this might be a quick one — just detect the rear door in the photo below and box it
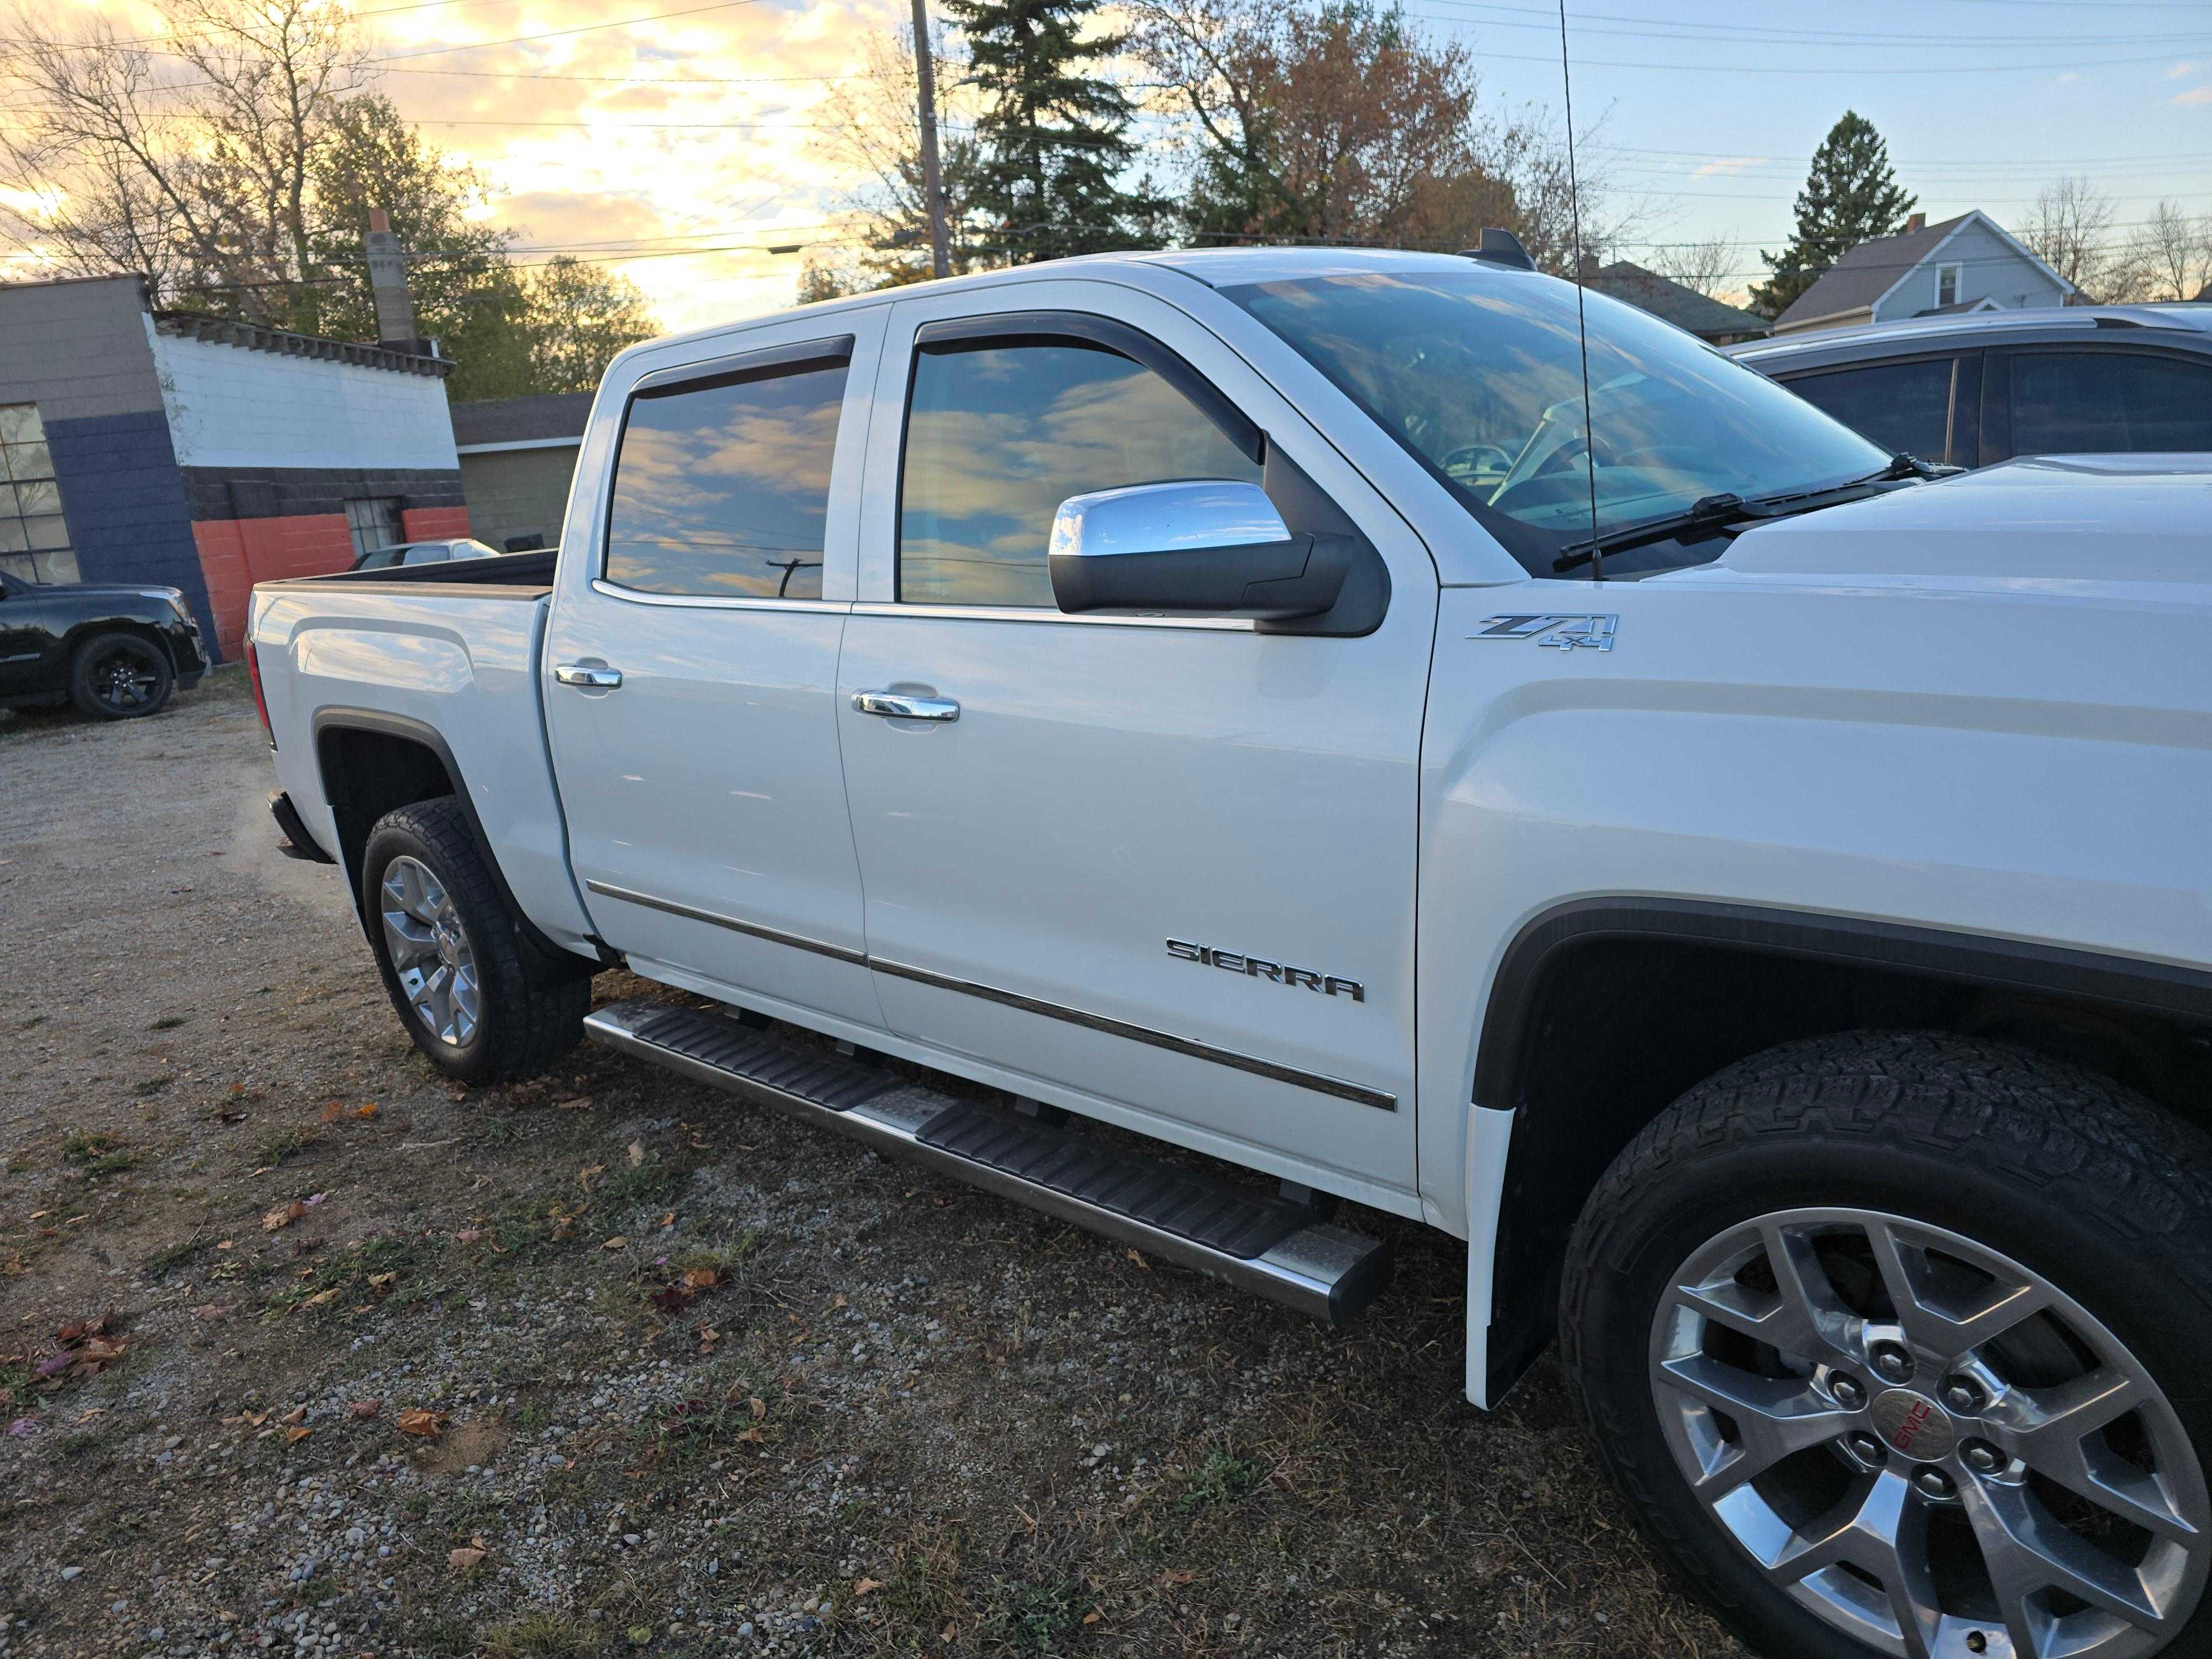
[832,279,1436,1204]
[544,311,888,1027]
[1984,346,2212,462]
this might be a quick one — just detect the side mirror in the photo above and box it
[1047,479,1360,622]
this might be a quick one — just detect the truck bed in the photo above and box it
[260,548,558,593]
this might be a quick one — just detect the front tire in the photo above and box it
[69,632,173,719]
[1561,1032,2212,1659]
[361,797,591,1083]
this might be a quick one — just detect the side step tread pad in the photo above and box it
[630,1005,890,1113]
[915,1100,1308,1260]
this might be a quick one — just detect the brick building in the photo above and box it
[0,273,468,660]
[450,390,591,553]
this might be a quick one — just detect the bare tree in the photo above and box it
[2015,176,2124,301]
[1651,232,1739,300]
[2125,199,2212,303]
[0,0,364,319]
[801,21,987,297]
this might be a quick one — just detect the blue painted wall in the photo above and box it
[44,409,222,660]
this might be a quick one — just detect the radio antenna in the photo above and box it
[1557,0,1601,581]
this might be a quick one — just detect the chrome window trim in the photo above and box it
[582,879,1394,1110]
[851,601,1255,632]
[589,577,851,614]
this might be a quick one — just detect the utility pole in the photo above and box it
[910,0,953,280]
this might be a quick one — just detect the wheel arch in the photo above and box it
[1473,898,2212,1405]
[311,707,586,968]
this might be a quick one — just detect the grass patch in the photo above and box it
[980,1577,1091,1655]
[142,1232,216,1277]
[149,1015,186,1031]
[253,1126,319,1168]
[63,1131,135,1177]
[266,1234,433,1317]
[480,1611,597,1658]
[1180,1449,1265,1511]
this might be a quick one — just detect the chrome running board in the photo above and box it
[583,999,1391,1323]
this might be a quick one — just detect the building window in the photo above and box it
[0,403,79,585]
[1936,263,1961,308]
[345,497,405,559]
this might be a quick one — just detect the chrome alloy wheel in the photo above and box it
[378,855,481,1047]
[1651,1208,2209,1659]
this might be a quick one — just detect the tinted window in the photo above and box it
[1786,359,1954,463]
[2009,351,2212,456]
[606,360,847,599]
[400,543,452,566]
[899,341,1261,606]
[1225,270,1886,575]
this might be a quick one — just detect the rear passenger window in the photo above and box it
[899,340,1261,607]
[606,357,847,599]
[1785,359,1954,464]
[2008,351,2212,456]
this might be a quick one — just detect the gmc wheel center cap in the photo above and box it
[1871,1387,1957,1460]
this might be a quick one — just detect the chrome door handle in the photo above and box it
[852,690,959,722]
[555,664,623,690]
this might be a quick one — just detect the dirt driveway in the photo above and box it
[0,675,1743,1659]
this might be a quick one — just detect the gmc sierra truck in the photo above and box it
[248,247,2212,1659]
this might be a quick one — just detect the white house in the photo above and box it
[1772,210,2074,336]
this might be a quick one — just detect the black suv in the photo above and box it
[1728,305,2212,468]
[0,569,211,719]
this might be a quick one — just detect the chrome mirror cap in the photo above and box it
[1048,479,1290,562]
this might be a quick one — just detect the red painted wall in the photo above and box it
[192,514,357,659]
[401,505,471,541]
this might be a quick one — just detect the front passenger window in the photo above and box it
[899,339,1262,607]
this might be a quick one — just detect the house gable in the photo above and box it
[1870,212,2070,322]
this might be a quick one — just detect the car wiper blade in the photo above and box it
[1552,492,1750,572]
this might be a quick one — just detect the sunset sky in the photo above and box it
[15,0,2212,334]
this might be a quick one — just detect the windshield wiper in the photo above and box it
[1551,492,1751,573]
[1551,454,1944,574]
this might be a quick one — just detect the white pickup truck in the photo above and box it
[248,247,2212,1659]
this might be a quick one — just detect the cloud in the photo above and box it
[2169,60,2200,79]
[2176,85,2212,106]
[1691,158,1763,179]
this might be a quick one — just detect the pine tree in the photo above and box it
[1750,112,1917,319]
[946,0,1145,262]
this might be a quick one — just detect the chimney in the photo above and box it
[364,207,424,353]
[1905,212,1926,234]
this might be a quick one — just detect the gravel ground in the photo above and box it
[0,675,1745,1659]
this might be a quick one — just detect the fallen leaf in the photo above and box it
[577,1164,604,1191]
[192,1304,233,1322]
[348,1399,381,1420]
[554,1094,592,1110]
[681,1266,724,1291]
[855,1578,885,1597]
[214,1239,234,1251]
[2,1253,24,1276]
[658,1212,675,1229]
[599,1237,627,1251]
[550,1215,575,1241]
[280,1405,307,1425]
[1126,1249,1149,1270]
[1083,1609,1102,1626]
[626,1140,645,1168]
[453,1229,482,1245]
[353,1103,378,1119]
[396,1407,445,1439]
[748,1396,766,1421]
[263,1201,306,1233]
[448,1546,486,1571]
[833,1294,848,1310]
[734,1426,764,1443]
[295,1287,341,1311]
[320,1102,344,1123]
[366,1271,396,1291]
[696,1327,719,1354]
[284,1426,311,1445]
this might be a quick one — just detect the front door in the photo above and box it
[833,283,1436,1204]
[0,575,50,696]
[544,315,886,1027]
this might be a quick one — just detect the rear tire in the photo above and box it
[69,632,172,719]
[361,796,592,1083]
[1561,1031,2212,1659]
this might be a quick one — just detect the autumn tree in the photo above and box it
[1131,0,1629,273]
[1750,112,1915,319]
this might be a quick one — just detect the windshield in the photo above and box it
[1224,268,1890,575]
